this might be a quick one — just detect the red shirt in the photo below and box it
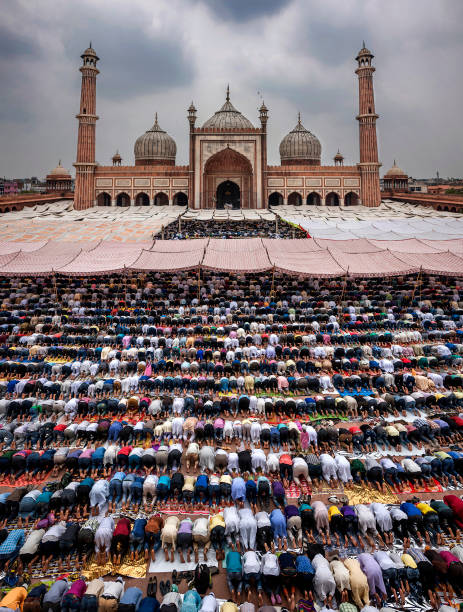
[113,518,131,537]
[117,446,133,456]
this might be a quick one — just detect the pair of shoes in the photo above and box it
[209,566,219,576]
[172,569,178,585]
[147,577,157,597]
[159,580,171,596]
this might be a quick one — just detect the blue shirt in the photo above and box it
[158,475,170,488]
[196,474,208,489]
[132,518,147,539]
[231,477,246,500]
[226,550,242,573]
[0,529,24,554]
[181,590,202,612]
[296,555,315,575]
[111,471,126,482]
[400,502,422,518]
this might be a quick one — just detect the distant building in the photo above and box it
[46,161,73,194]
[382,161,408,192]
[0,179,18,196]
[409,179,428,193]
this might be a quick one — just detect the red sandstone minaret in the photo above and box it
[356,43,381,207]
[73,44,99,210]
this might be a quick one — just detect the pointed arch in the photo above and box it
[268,192,283,206]
[173,192,188,206]
[288,192,302,206]
[135,192,150,206]
[97,192,111,206]
[344,191,359,206]
[154,192,169,206]
[325,192,340,206]
[306,192,321,205]
[116,192,130,207]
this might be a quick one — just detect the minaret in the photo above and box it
[259,101,268,210]
[73,44,99,210]
[187,101,197,209]
[356,43,381,207]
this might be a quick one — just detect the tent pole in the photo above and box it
[411,266,422,304]
[340,268,349,308]
[52,272,58,301]
[271,266,275,297]
[197,265,201,302]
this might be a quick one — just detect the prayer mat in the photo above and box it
[399,478,443,495]
[1,470,52,487]
[346,483,399,504]
[285,478,312,499]
[82,554,147,580]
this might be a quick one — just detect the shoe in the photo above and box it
[209,566,219,576]
[271,595,276,605]
[165,579,171,593]
[172,569,178,585]
[159,581,165,596]
[151,577,157,596]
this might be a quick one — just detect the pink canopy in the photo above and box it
[130,248,204,272]
[58,242,144,275]
[391,251,463,276]
[262,238,322,254]
[0,241,83,276]
[271,250,345,277]
[330,249,414,277]
[202,246,271,272]
[315,238,382,253]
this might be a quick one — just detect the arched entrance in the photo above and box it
[173,192,188,206]
[344,192,359,206]
[97,192,111,206]
[154,192,169,206]
[135,192,149,206]
[326,192,340,206]
[288,192,302,206]
[268,192,283,206]
[203,147,253,209]
[116,192,130,207]
[307,192,321,206]
[216,180,240,209]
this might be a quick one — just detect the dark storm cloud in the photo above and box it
[199,0,292,22]
[64,23,193,100]
[0,24,40,58]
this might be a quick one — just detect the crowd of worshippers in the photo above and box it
[159,219,306,239]
[1,490,463,611]
[1,414,463,493]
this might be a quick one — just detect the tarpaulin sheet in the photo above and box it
[391,251,463,276]
[152,239,209,252]
[130,249,204,272]
[262,238,322,253]
[420,239,463,254]
[315,238,381,253]
[0,240,48,255]
[330,249,414,277]
[370,238,441,253]
[202,246,271,272]
[0,241,83,276]
[57,242,144,275]
[271,250,345,277]
[207,238,261,252]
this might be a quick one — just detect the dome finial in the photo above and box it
[58,159,62,166]
[362,40,366,49]
[89,41,92,49]
[226,84,230,102]
[297,112,301,124]
[393,158,397,166]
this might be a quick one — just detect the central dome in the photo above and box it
[202,86,254,130]
[280,114,321,165]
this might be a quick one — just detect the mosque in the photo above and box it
[71,44,390,211]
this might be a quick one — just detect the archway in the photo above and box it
[268,192,283,206]
[203,147,253,209]
[154,192,169,206]
[116,192,130,207]
[307,192,321,206]
[216,180,240,209]
[97,192,111,207]
[288,192,302,206]
[344,192,359,206]
[173,192,188,206]
[4,208,9,213]
[135,192,149,206]
[326,192,340,206]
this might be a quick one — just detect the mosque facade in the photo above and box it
[73,44,382,210]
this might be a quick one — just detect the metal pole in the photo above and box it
[271,266,275,297]
[197,265,201,302]
[161,225,164,240]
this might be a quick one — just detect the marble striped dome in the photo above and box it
[279,114,321,165]
[134,113,176,165]
[202,87,254,130]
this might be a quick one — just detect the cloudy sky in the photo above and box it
[1,0,462,180]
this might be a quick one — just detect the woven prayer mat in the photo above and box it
[1,470,52,487]
[399,478,443,495]
[346,483,399,504]
[285,478,312,499]
[82,554,147,580]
